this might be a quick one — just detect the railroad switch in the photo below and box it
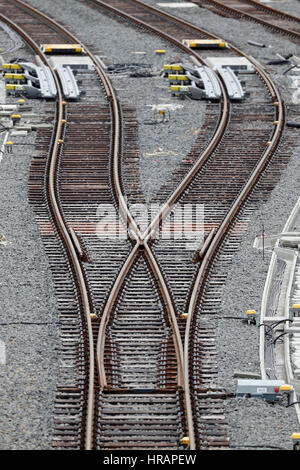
[181,313,188,320]
[168,74,190,85]
[291,433,300,450]
[280,384,293,405]
[163,64,184,74]
[11,114,21,125]
[41,44,84,54]
[17,99,26,110]
[5,141,13,153]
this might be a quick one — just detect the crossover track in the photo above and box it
[3,0,289,449]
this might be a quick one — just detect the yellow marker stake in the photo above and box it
[5,142,13,153]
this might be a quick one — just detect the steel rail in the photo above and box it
[12,0,146,396]
[48,81,95,452]
[115,0,287,449]
[109,0,283,101]
[184,86,285,449]
[0,6,96,450]
[89,1,232,244]
[90,0,227,63]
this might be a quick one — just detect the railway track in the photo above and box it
[2,0,202,450]
[191,0,300,43]
[2,0,298,450]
